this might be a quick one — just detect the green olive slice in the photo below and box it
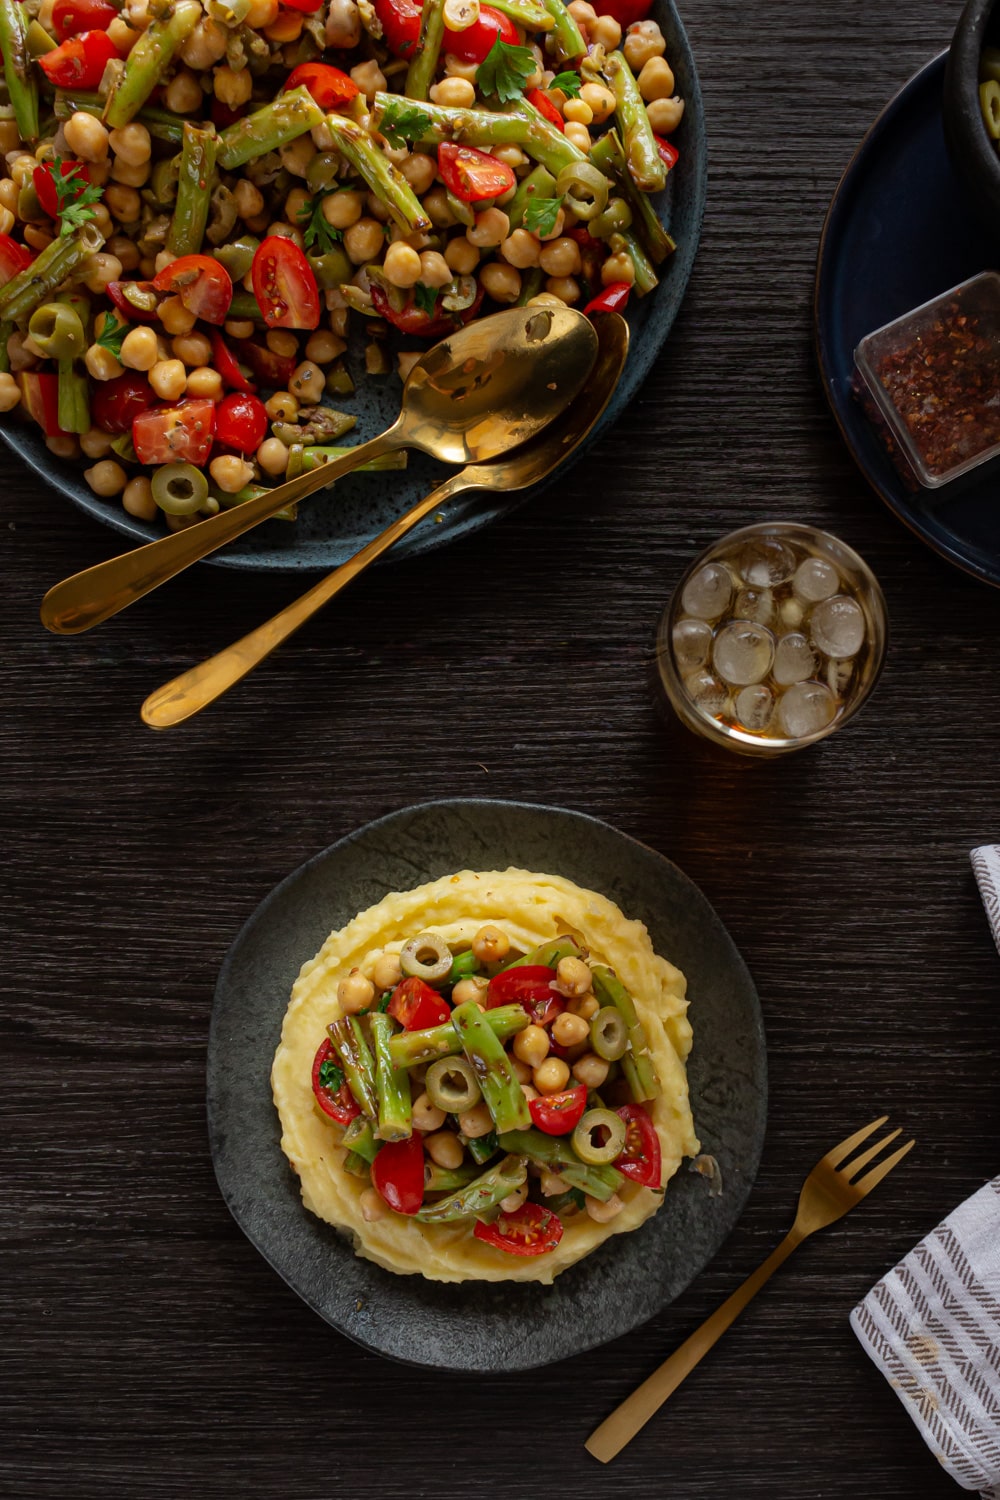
[572,1108,626,1165]
[590,1005,628,1061]
[425,1056,482,1114]
[151,462,209,515]
[399,932,453,985]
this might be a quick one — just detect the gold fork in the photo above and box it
[585,1116,916,1463]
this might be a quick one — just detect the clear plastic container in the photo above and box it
[853,270,1000,489]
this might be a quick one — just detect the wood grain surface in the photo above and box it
[3,2,999,1495]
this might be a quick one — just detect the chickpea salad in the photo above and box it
[311,925,665,1258]
[0,0,682,527]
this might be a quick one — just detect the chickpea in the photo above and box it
[422,186,457,229]
[443,52,479,81]
[221,319,252,343]
[337,967,375,1014]
[119,326,158,372]
[400,153,437,195]
[418,250,452,288]
[623,18,666,70]
[493,143,527,169]
[186,366,224,401]
[590,12,621,48]
[108,234,140,272]
[229,181,262,223]
[499,229,539,269]
[646,96,685,134]
[208,455,253,494]
[305,330,345,365]
[521,1083,540,1103]
[105,183,142,225]
[64,112,109,162]
[82,252,123,295]
[580,82,616,124]
[571,1051,609,1088]
[287,360,323,403]
[322,189,364,230]
[343,216,385,264]
[47,434,80,460]
[23,225,52,254]
[637,54,675,103]
[537,207,565,241]
[567,992,600,1020]
[181,16,228,68]
[509,1055,532,1085]
[326,0,361,47]
[264,329,297,359]
[123,475,157,520]
[350,59,387,101]
[538,236,582,279]
[265,391,298,422]
[383,240,423,288]
[372,951,403,991]
[284,186,310,229]
[545,274,581,303]
[552,1011,590,1048]
[256,437,289,477]
[157,295,196,337]
[212,67,253,113]
[0,205,13,237]
[499,1182,528,1214]
[365,190,391,224]
[7,332,37,373]
[566,0,596,34]
[172,331,212,367]
[480,261,521,304]
[0,372,20,411]
[108,122,151,168]
[457,1102,494,1139]
[466,926,506,965]
[85,459,127,497]
[280,134,316,180]
[424,1131,464,1169]
[359,1186,386,1221]
[451,975,488,1007]
[445,236,480,275]
[90,204,114,239]
[148,358,187,401]
[412,1092,446,1133]
[513,1024,550,1069]
[245,0,278,22]
[112,157,149,188]
[563,98,594,126]
[107,17,140,53]
[467,206,510,248]
[80,427,113,458]
[430,76,476,107]
[586,1192,625,1223]
[539,1169,568,1196]
[533,1056,571,1094]
[164,68,203,114]
[0,178,16,214]
[563,121,591,153]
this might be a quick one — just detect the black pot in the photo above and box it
[943,0,1000,242]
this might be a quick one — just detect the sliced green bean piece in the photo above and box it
[343,1115,379,1164]
[104,0,202,129]
[450,999,530,1135]
[424,1161,479,1193]
[464,1129,499,1166]
[502,934,582,970]
[0,0,39,142]
[498,1127,624,1201]
[370,1012,412,1141]
[216,87,323,170]
[0,221,104,322]
[343,1151,371,1181]
[327,1016,378,1119]
[590,966,660,1102]
[168,121,217,256]
[388,1002,529,1069]
[414,1154,526,1223]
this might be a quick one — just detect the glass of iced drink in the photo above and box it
[656,523,887,756]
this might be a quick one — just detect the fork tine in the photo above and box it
[841,1127,902,1181]
[823,1115,888,1170]
[852,1138,917,1197]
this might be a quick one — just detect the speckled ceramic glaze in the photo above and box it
[3,0,705,573]
[208,799,767,1371]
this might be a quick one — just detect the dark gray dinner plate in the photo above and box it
[208,799,766,1371]
[3,0,705,572]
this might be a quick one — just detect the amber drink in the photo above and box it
[657,523,887,756]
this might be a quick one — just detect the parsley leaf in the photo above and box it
[95,312,126,361]
[376,992,393,1012]
[297,195,343,255]
[551,70,582,97]
[568,1188,587,1211]
[524,194,563,237]
[318,1059,344,1092]
[413,282,438,317]
[379,103,433,149]
[51,162,103,238]
[476,37,535,103]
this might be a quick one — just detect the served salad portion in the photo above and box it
[0,0,682,528]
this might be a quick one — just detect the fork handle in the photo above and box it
[585,1228,804,1464]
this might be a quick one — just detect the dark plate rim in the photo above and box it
[207,796,767,1372]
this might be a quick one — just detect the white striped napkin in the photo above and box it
[848,846,1000,1497]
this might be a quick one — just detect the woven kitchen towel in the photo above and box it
[851,1178,1000,1496]
[971,846,1000,958]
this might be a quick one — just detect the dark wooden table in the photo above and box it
[4,1,999,1495]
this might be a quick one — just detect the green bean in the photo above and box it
[151,462,209,515]
[216,87,323,170]
[104,0,202,129]
[0,0,38,142]
[424,1161,479,1194]
[503,934,582,970]
[0,221,104,323]
[323,111,430,234]
[328,1016,378,1119]
[342,1151,371,1180]
[388,1003,529,1070]
[25,19,55,56]
[57,362,88,434]
[516,266,544,305]
[498,1128,624,1201]
[299,445,407,475]
[342,1115,379,1164]
[541,0,585,60]
[447,950,482,985]
[28,301,85,361]
[615,226,658,296]
[167,122,218,256]
[55,92,186,144]
[602,49,666,194]
[373,93,586,177]
[465,1129,498,1166]
[405,0,446,101]
[0,319,12,374]
[414,1154,526,1223]
[450,999,530,1135]
[589,128,674,264]
[590,965,660,1101]
[370,1012,412,1142]
[488,0,554,29]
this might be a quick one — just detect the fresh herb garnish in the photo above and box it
[551,70,582,97]
[379,103,433,148]
[476,37,536,103]
[51,161,103,238]
[524,194,563,237]
[318,1059,344,1092]
[94,311,126,360]
[297,195,343,254]
[376,992,393,1012]
[568,1187,587,1211]
[413,282,439,317]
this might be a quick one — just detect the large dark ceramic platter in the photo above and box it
[208,799,767,1372]
[7,0,705,573]
[815,52,1000,589]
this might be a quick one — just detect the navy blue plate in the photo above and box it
[5,2,705,573]
[815,51,1000,589]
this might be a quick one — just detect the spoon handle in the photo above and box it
[40,426,400,636]
[140,470,471,729]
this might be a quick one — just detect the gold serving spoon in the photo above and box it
[40,305,599,637]
[140,312,629,729]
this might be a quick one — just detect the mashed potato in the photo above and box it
[272,868,698,1284]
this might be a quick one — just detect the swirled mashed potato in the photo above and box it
[272,868,698,1284]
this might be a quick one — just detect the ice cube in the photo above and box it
[793,556,840,603]
[684,670,729,718]
[733,587,774,626]
[826,657,854,696]
[810,595,865,658]
[734,684,774,732]
[772,631,816,686]
[680,563,732,621]
[779,597,805,630]
[712,621,775,686]
[777,680,837,738]
[671,617,712,673]
[739,537,796,587]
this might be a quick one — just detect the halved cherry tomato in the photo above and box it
[0,232,32,286]
[371,1135,424,1215]
[615,1103,662,1187]
[52,0,117,35]
[107,279,160,325]
[90,371,155,435]
[211,96,244,130]
[210,330,255,393]
[369,277,485,339]
[438,142,515,204]
[281,0,324,12]
[526,87,564,131]
[592,0,652,26]
[251,235,320,330]
[528,1082,588,1136]
[38,29,118,89]
[214,391,268,451]
[232,337,296,389]
[311,1038,361,1125]
[583,281,631,317]
[18,371,63,436]
[473,1202,564,1256]
[373,0,422,57]
[284,61,359,110]
[485,964,564,1027]
[153,254,232,326]
[444,3,518,62]
[387,976,451,1031]
[32,159,91,219]
[654,133,679,170]
[132,398,216,465]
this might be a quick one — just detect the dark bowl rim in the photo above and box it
[944,0,1000,198]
